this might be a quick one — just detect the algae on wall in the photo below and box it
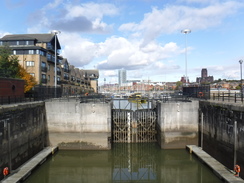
[0,102,48,181]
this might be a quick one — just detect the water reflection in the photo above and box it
[25,143,222,183]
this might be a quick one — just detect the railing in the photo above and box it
[57,71,61,76]
[212,92,243,103]
[80,94,108,103]
[41,66,47,72]
[41,78,47,84]
[0,95,34,105]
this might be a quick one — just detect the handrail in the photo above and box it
[212,92,243,103]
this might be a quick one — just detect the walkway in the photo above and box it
[186,145,244,183]
[2,146,58,183]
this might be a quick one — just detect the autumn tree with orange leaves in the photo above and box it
[0,45,37,92]
[17,65,37,92]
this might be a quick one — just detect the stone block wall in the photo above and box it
[199,101,244,178]
[0,102,48,180]
[157,101,199,149]
[45,101,112,150]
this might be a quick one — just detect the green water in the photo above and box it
[24,143,223,183]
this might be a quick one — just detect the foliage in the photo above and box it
[236,85,241,90]
[175,81,183,90]
[0,45,19,78]
[0,45,37,92]
[17,65,37,92]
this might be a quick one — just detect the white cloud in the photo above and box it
[103,70,117,77]
[22,0,244,83]
[96,36,181,70]
[64,2,118,20]
[45,0,63,9]
[27,2,119,34]
[60,33,98,67]
[119,1,243,46]
[0,31,12,38]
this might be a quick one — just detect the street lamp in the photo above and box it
[181,29,191,86]
[51,30,61,98]
[239,59,243,102]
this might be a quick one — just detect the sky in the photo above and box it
[1,0,244,85]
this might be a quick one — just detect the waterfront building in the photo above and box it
[118,69,127,86]
[0,33,99,94]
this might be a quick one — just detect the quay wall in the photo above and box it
[0,102,48,180]
[199,100,244,178]
[45,101,112,150]
[157,101,199,149]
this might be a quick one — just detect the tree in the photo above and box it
[17,65,37,93]
[0,45,37,92]
[0,45,19,78]
[175,81,183,90]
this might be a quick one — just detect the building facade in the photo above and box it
[118,69,127,86]
[0,33,99,95]
[196,68,214,84]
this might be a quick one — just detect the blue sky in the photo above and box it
[1,0,244,85]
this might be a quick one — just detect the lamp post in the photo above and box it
[239,59,243,102]
[51,30,61,98]
[181,29,191,86]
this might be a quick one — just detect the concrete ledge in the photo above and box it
[2,146,58,183]
[186,145,244,183]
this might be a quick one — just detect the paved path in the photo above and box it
[186,145,244,183]
[2,146,58,183]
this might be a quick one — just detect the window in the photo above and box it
[26,61,35,67]
[42,74,46,79]
[48,75,50,81]
[41,62,46,67]
[19,41,25,45]
[39,50,46,56]
[28,50,34,54]
[47,53,52,61]
[30,73,35,77]
[47,42,53,50]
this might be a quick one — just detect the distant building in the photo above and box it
[196,68,214,84]
[180,76,188,84]
[118,69,127,86]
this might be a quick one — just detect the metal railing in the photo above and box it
[0,95,34,105]
[212,92,244,103]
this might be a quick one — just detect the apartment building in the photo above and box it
[0,33,99,95]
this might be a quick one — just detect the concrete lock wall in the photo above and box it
[0,102,48,180]
[45,101,112,150]
[199,101,244,178]
[157,101,199,149]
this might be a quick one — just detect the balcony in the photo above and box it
[47,55,55,63]
[41,78,47,84]
[41,66,47,72]
[63,68,69,73]
[64,76,69,80]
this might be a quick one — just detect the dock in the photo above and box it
[186,145,244,183]
[2,146,58,183]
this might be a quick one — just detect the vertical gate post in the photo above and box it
[127,112,131,143]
